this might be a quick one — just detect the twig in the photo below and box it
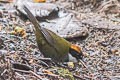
[95,0,119,13]
[13,68,45,80]
[12,68,30,73]
[30,71,44,80]
[79,60,95,79]
[79,60,88,69]
[38,72,59,78]
[73,74,86,80]
[38,57,52,61]
[1,69,7,76]
[38,60,49,67]
[15,72,26,80]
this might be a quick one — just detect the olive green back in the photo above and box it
[35,28,70,61]
[23,4,70,61]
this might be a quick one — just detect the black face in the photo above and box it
[69,48,83,60]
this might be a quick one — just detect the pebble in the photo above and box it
[0,50,8,54]
[9,43,15,50]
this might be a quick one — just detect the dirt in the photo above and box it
[0,0,120,80]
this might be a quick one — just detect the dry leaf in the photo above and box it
[34,0,46,3]
[29,59,34,64]
[67,62,74,68]
[10,26,27,38]
[12,53,17,59]
[43,70,53,74]
[111,49,118,54]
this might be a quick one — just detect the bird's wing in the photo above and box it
[23,4,54,46]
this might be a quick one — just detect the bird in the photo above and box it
[14,0,68,22]
[23,4,83,63]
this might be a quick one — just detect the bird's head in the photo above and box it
[69,44,83,60]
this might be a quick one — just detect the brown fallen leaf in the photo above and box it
[43,70,53,74]
[111,49,118,54]
[10,26,27,38]
[34,0,46,3]
[29,59,34,64]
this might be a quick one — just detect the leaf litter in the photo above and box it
[0,0,120,80]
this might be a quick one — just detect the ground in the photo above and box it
[0,0,120,80]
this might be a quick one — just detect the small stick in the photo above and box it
[13,68,45,80]
[1,69,7,76]
[73,74,86,80]
[12,68,30,73]
[15,72,26,80]
[38,58,52,61]
[30,71,44,80]
[38,60,49,67]
[79,60,95,79]
[79,60,88,69]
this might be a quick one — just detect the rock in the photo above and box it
[40,13,88,38]
[0,50,8,55]
[9,43,15,51]
[14,0,68,21]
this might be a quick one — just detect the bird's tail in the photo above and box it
[23,4,55,48]
[23,4,41,30]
